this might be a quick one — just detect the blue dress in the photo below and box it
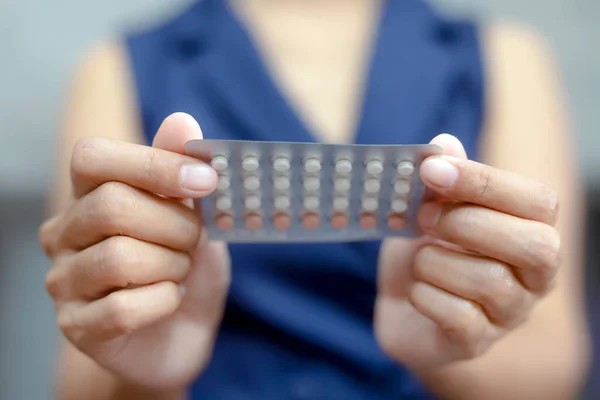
[125,0,484,398]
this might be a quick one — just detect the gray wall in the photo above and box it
[0,1,598,399]
[1,0,599,197]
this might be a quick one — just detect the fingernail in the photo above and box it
[421,157,459,188]
[419,202,442,229]
[180,164,215,192]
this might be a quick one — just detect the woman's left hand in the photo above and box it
[375,134,560,372]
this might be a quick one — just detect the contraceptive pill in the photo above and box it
[391,198,409,213]
[217,175,231,191]
[211,155,228,171]
[335,159,353,174]
[245,213,263,231]
[274,176,291,190]
[273,157,290,172]
[394,180,411,195]
[215,213,234,230]
[334,178,351,192]
[359,213,378,229]
[274,195,291,210]
[244,195,261,210]
[215,196,232,211]
[185,139,440,242]
[243,176,261,190]
[304,158,321,173]
[273,213,291,230]
[364,179,381,194]
[333,196,349,211]
[366,160,384,175]
[362,197,379,212]
[303,176,321,191]
[242,156,259,171]
[397,161,415,176]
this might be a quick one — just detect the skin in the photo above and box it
[43,116,231,400]
[41,1,590,399]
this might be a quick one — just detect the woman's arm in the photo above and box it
[48,40,185,400]
[420,22,592,399]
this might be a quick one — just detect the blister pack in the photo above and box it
[184,140,441,243]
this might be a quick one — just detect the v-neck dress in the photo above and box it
[125,0,485,398]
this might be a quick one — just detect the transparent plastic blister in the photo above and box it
[185,139,441,243]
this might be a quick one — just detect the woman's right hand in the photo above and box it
[40,113,231,391]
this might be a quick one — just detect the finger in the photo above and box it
[418,202,560,293]
[48,237,191,300]
[60,281,182,344]
[70,114,216,199]
[409,282,498,360]
[57,182,202,252]
[40,215,62,258]
[429,133,468,160]
[421,134,468,203]
[420,156,558,225]
[414,245,533,328]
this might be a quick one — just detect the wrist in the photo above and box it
[110,381,186,400]
[406,360,474,399]
[58,342,188,400]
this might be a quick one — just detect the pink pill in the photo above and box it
[245,213,263,231]
[359,213,377,229]
[387,214,406,230]
[273,212,291,231]
[302,212,320,230]
[215,214,234,231]
[330,213,348,229]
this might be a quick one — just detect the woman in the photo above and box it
[40,0,591,398]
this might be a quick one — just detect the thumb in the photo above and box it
[152,113,228,323]
[152,112,204,153]
[428,133,467,159]
[420,133,467,200]
[153,113,207,207]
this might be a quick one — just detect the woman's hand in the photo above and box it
[375,134,560,372]
[40,113,230,390]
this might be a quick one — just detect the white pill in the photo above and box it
[211,156,228,172]
[215,196,232,211]
[303,196,320,210]
[334,178,351,192]
[274,176,291,190]
[274,196,291,210]
[242,156,259,172]
[366,160,384,175]
[304,158,321,173]
[362,197,379,212]
[244,176,260,191]
[245,195,261,210]
[217,175,230,191]
[391,198,408,213]
[333,196,349,211]
[335,159,353,174]
[364,178,381,194]
[273,157,290,172]
[397,161,415,177]
[394,180,411,195]
[303,176,320,191]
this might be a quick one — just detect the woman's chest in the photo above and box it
[228,0,383,144]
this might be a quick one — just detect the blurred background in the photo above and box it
[1,0,598,398]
